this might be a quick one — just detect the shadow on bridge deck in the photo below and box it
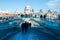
[0,27,60,40]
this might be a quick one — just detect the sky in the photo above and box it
[0,0,60,12]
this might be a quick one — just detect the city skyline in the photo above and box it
[0,0,60,12]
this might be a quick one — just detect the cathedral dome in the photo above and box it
[26,5,30,8]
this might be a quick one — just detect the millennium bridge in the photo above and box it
[0,17,60,40]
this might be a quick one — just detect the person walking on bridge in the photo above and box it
[21,21,29,33]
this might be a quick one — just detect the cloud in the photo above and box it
[46,0,60,8]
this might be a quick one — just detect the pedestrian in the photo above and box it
[21,21,29,33]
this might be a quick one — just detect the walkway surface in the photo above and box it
[2,28,58,40]
[0,18,60,40]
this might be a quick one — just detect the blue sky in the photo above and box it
[0,0,60,12]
